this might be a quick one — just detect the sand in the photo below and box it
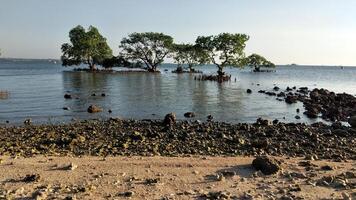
[0,156,355,199]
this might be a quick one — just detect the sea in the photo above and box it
[1,59,356,125]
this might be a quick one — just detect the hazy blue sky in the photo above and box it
[1,0,356,65]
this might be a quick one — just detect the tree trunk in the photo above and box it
[189,64,194,72]
[217,66,224,77]
[254,66,261,72]
[89,64,96,71]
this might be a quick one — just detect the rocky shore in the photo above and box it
[257,87,356,122]
[0,118,355,160]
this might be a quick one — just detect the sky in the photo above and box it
[0,0,356,65]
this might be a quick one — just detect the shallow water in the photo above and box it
[0,59,356,124]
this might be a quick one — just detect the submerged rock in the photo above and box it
[184,112,196,118]
[64,94,72,99]
[87,105,103,113]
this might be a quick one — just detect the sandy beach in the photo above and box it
[0,156,355,199]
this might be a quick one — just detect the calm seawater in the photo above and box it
[1,59,356,125]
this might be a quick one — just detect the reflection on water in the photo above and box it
[0,61,356,124]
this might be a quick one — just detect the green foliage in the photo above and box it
[119,32,173,72]
[172,43,208,71]
[102,56,143,69]
[61,25,113,70]
[246,53,275,72]
[195,33,249,75]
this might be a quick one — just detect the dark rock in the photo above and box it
[265,91,276,96]
[108,109,112,113]
[252,156,281,175]
[184,112,196,118]
[91,93,96,96]
[321,165,333,171]
[273,119,279,124]
[64,94,72,99]
[246,89,252,93]
[163,113,176,126]
[22,174,40,182]
[304,110,318,118]
[333,129,348,137]
[277,92,285,97]
[256,118,273,126]
[87,105,103,113]
[258,90,265,93]
[207,115,213,121]
[63,107,70,110]
[118,191,134,197]
[285,95,298,104]
[24,118,32,125]
[349,116,356,128]
[101,93,106,97]
[295,115,301,119]
[273,86,280,91]
[296,108,300,113]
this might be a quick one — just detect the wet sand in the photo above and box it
[0,156,355,199]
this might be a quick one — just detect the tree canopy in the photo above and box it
[119,32,173,72]
[172,43,208,72]
[195,33,249,76]
[246,53,275,72]
[61,25,113,70]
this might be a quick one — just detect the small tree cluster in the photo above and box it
[245,53,275,72]
[61,26,275,76]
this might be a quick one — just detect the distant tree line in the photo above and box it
[61,25,275,75]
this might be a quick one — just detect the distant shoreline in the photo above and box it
[1,58,356,68]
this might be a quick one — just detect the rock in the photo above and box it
[22,174,40,182]
[201,191,230,199]
[285,95,298,104]
[321,165,333,171]
[64,94,72,99]
[108,109,112,113]
[304,110,318,118]
[252,156,281,175]
[184,112,196,118]
[163,113,176,126]
[256,118,273,126]
[349,116,356,128]
[277,92,285,97]
[24,118,32,125]
[246,89,252,93]
[91,93,96,96]
[296,108,300,113]
[87,105,103,113]
[118,191,134,197]
[63,107,70,110]
[265,91,276,96]
[101,93,106,97]
[273,86,280,91]
[295,115,301,119]
[207,115,213,121]
[63,163,78,170]
[333,129,348,137]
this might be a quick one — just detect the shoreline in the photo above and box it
[0,118,355,160]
